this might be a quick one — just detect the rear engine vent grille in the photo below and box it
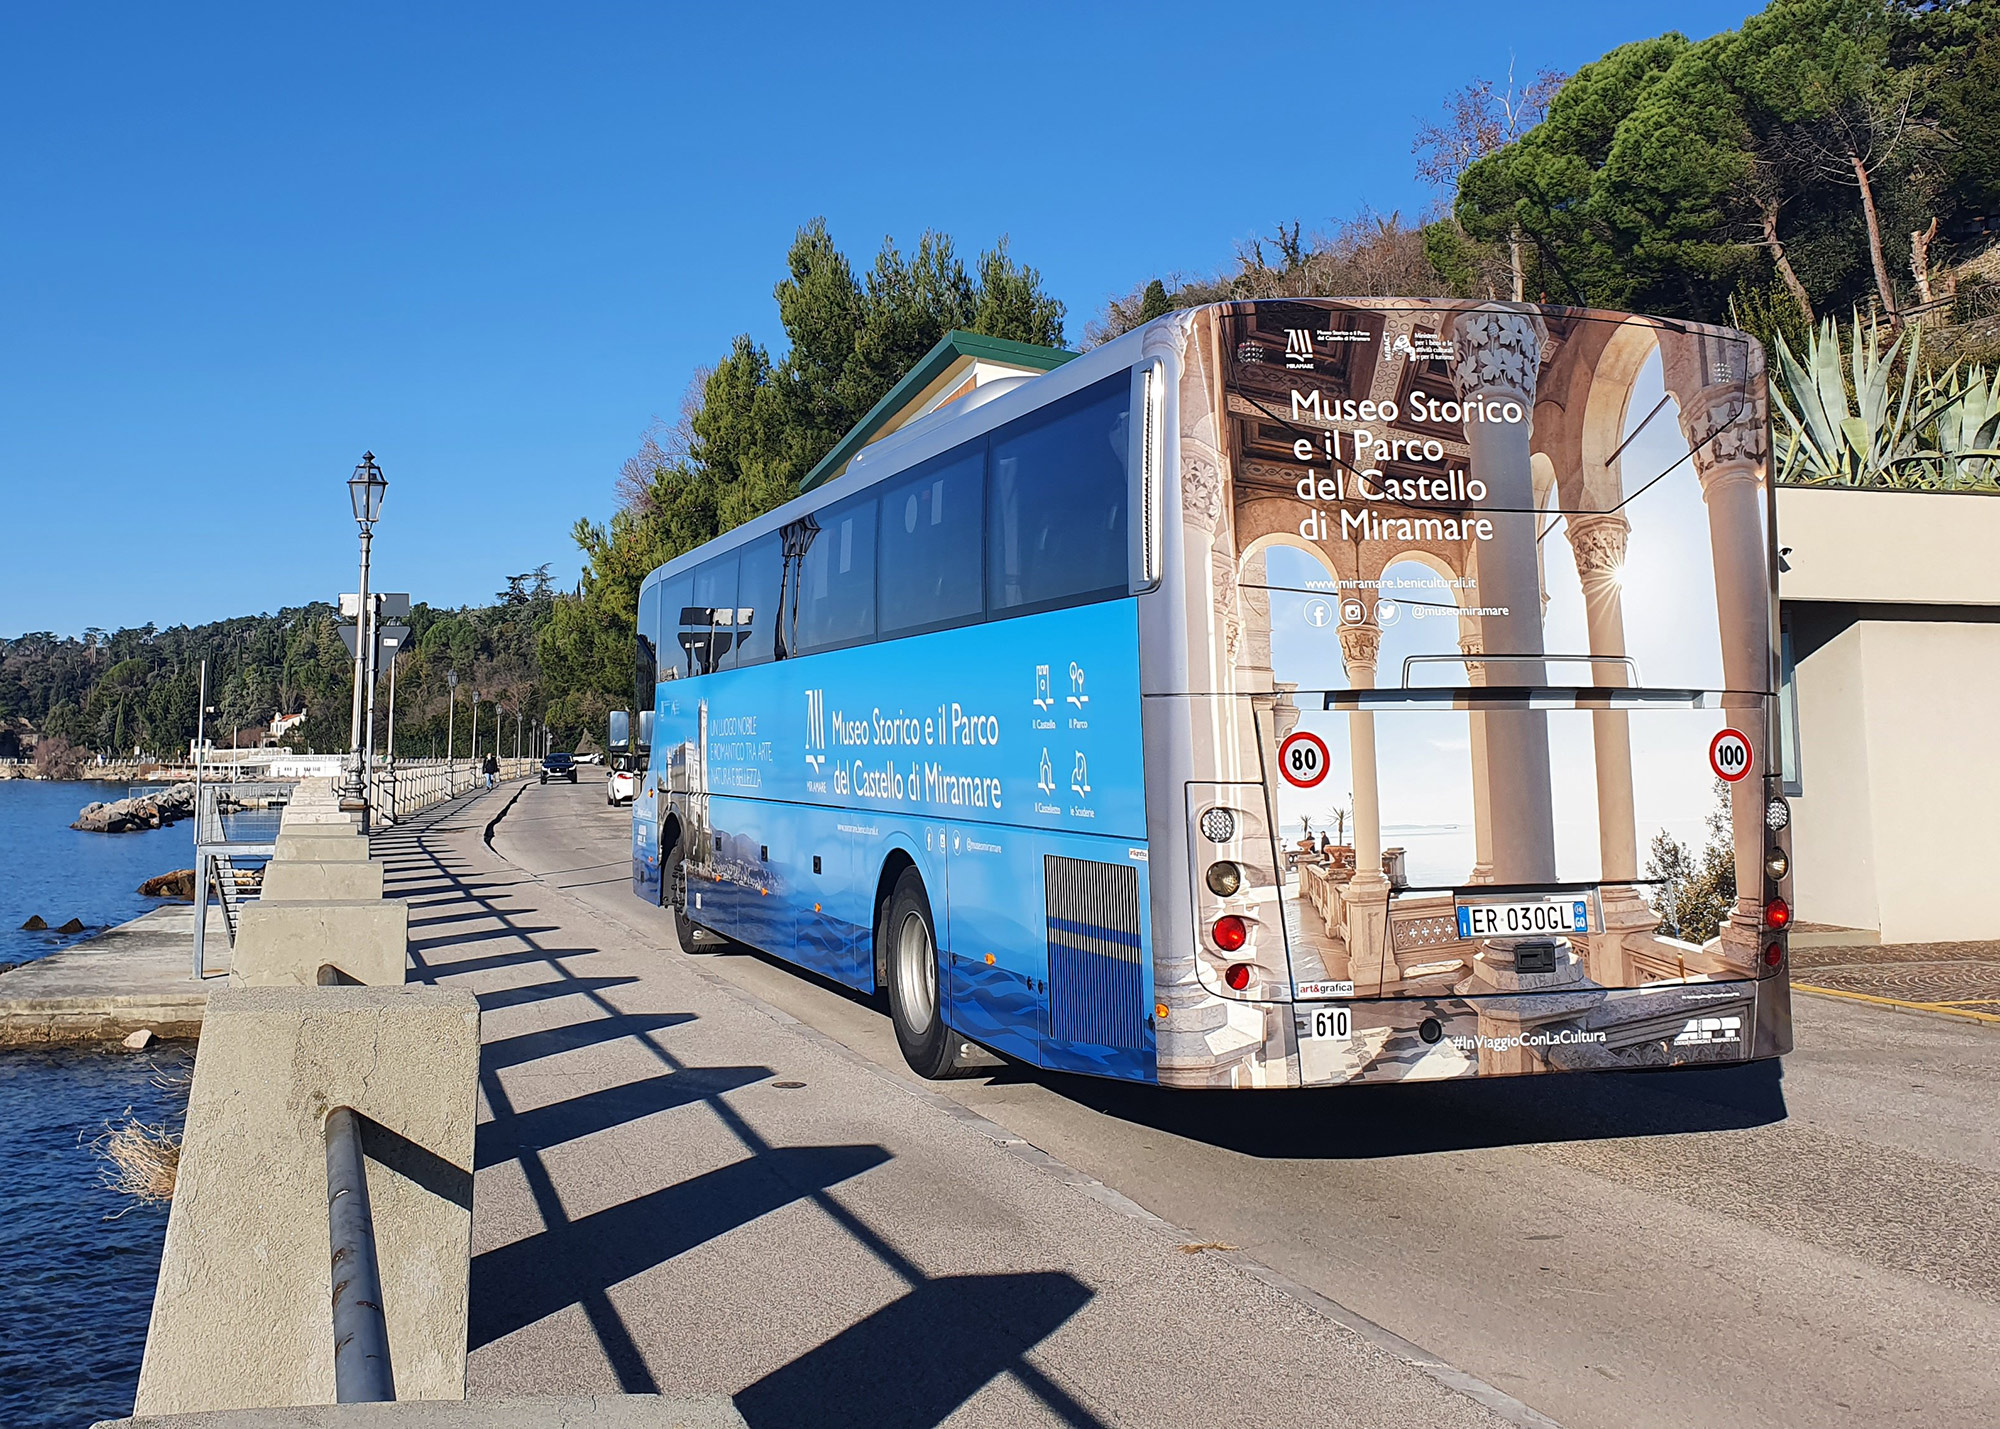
[1045,855,1145,1050]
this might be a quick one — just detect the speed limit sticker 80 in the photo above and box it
[1277,730,1330,788]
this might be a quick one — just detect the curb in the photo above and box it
[1793,982,2000,1028]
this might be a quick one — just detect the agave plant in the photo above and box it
[1773,313,2000,490]
[1925,362,2000,489]
[1771,313,1921,486]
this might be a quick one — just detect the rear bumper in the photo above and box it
[1156,975,1792,1090]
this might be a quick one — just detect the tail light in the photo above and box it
[1763,943,1785,969]
[1212,915,1247,951]
[1764,896,1790,930]
[1764,848,1789,880]
[1224,962,1251,991]
[1205,861,1242,896]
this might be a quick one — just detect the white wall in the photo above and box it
[1793,619,2000,942]
[1780,486,2000,605]
[1789,623,1878,933]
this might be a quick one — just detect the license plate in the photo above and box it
[1298,1005,1352,1041]
[1455,898,1589,938]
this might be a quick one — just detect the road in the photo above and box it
[430,779,1997,1428]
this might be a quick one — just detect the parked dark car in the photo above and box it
[539,752,578,784]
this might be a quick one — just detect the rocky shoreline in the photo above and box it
[71,783,199,834]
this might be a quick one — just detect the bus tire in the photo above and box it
[667,824,698,953]
[881,866,972,1079]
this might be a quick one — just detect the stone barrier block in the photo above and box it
[273,835,371,864]
[96,1395,749,1427]
[133,986,480,1417]
[282,812,359,831]
[260,862,384,903]
[233,902,407,987]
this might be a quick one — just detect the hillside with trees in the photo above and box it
[0,572,554,764]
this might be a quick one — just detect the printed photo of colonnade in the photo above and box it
[1169,299,1777,1084]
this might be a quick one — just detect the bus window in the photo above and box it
[735,533,783,668]
[661,570,695,679]
[797,494,877,653]
[988,375,1130,615]
[635,576,660,710]
[692,552,740,674]
[879,445,984,637]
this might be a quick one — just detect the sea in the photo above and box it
[0,779,267,1428]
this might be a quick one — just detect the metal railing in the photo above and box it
[364,757,534,825]
[325,1107,395,1403]
[191,781,286,975]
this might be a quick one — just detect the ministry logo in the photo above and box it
[804,688,826,774]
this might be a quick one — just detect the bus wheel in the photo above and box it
[667,826,697,952]
[882,866,972,1079]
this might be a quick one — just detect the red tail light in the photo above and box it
[1224,962,1251,991]
[1212,915,1247,951]
[1763,943,1784,969]
[1764,896,1790,930]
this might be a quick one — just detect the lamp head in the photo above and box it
[348,452,387,527]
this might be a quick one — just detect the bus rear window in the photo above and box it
[988,376,1129,615]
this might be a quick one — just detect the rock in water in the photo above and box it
[139,869,197,899]
[123,1029,156,1050]
[19,915,47,931]
[72,781,200,833]
[55,918,85,934]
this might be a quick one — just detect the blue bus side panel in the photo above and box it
[632,798,660,905]
[651,600,1147,1070]
[944,822,1156,1078]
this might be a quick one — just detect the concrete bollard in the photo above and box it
[133,986,480,1417]
[274,834,372,865]
[261,862,385,903]
[233,902,409,987]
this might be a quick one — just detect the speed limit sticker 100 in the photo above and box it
[1709,728,1752,783]
[1278,730,1331,788]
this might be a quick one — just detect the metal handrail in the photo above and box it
[325,1108,395,1403]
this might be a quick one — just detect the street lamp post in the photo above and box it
[344,454,387,824]
[447,669,458,790]
[384,644,399,821]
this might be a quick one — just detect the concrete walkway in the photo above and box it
[373,784,1523,1429]
[0,902,228,1045]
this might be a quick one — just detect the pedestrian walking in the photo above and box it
[483,750,498,790]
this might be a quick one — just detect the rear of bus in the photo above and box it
[1134,298,1794,1089]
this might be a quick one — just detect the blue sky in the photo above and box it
[0,1,1758,637]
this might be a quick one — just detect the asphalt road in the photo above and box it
[463,779,1998,1429]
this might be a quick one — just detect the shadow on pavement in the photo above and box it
[1029,1055,1789,1158]
[474,974,641,1012]
[469,1143,892,1349]
[734,1272,1101,1429]
[481,1011,697,1070]
[475,1065,772,1169]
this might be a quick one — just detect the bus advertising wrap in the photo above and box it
[1160,298,1788,1088]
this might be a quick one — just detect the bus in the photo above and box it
[624,298,1794,1088]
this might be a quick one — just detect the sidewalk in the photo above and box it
[371,785,1522,1429]
[1792,938,2000,1022]
[0,902,228,1046]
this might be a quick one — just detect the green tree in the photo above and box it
[540,218,1068,734]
